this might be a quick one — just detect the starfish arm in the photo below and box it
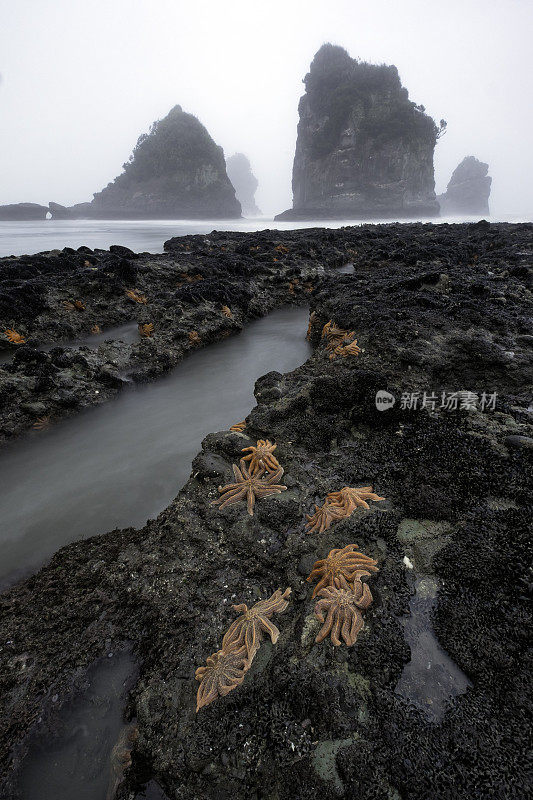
[216,489,247,509]
[196,673,218,711]
[311,574,331,598]
[222,619,245,651]
[233,463,245,481]
[259,617,281,644]
[246,487,256,516]
[315,605,335,644]
[216,481,241,493]
[356,583,373,609]
[330,609,343,646]
[343,608,364,646]
[244,623,260,657]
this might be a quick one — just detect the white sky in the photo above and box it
[0,0,531,216]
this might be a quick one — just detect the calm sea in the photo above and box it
[0,215,526,258]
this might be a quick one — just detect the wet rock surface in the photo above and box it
[0,221,532,799]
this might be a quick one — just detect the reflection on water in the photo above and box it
[395,576,471,722]
[0,214,516,258]
[19,649,137,800]
[0,307,311,587]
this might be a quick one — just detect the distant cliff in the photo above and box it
[226,153,260,216]
[276,44,443,220]
[437,156,491,215]
[64,106,241,220]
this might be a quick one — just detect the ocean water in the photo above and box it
[0,214,526,258]
[0,306,311,588]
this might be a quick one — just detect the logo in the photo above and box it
[375,390,395,411]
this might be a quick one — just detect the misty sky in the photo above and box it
[1,0,532,217]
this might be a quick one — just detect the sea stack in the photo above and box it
[437,156,492,215]
[226,153,261,216]
[276,44,442,220]
[70,105,241,219]
[0,203,49,221]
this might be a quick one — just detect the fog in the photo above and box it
[0,0,531,218]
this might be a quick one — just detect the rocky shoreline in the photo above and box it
[0,222,532,799]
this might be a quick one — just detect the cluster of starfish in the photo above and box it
[195,588,291,711]
[321,319,362,361]
[212,442,286,516]
[305,486,385,533]
[307,545,379,646]
[4,328,25,344]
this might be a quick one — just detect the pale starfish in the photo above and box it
[212,459,287,516]
[4,329,25,344]
[314,574,373,646]
[305,500,346,534]
[326,486,385,515]
[241,439,280,474]
[222,588,291,660]
[195,646,249,712]
[221,305,233,318]
[307,545,379,597]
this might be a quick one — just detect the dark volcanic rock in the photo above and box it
[226,153,261,216]
[276,44,442,220]
[0,222,532,799]
[80,105,241,219]
[0,203,49,221]
[437,156,492,215]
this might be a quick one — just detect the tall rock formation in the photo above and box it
[437,156,491,215]
[276,44,442,220]
[73,105,241,219]
[226,153,261,216]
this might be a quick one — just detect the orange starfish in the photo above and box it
[125,289,147,304]
[188,330,200,344]
[91,325,101,335]
[305,500,346,534]
[4,329,25,344]
[195,646,250,712]
[326,486,385,515]
[241,439,280,474]
[222,588,291,660]
[212,459,287,516]
[230,420,246,432]
[314,574,374,646]
[307,545,379,598]
[221,305,232,318]
[138,323,154,338]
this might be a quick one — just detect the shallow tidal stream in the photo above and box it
[0,306,311,589]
